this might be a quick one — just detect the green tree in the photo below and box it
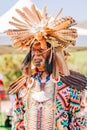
[0,54,25,91]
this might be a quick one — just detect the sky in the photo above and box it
[0,0,87,22]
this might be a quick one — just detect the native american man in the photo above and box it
[7,4,87,130]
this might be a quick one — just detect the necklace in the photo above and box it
[37,75,50,90]
[33,75,51,130]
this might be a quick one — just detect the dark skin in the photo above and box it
[31,43,50,65]
[31,42,51,79]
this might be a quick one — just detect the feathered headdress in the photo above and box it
[6,4,78,77]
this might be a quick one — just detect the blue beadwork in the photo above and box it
[57,80,63,86]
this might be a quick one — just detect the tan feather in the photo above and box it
[13,41,22,47]
[7,29,18,35]
[56,32,77,42]
[9,75,26,90]
[7,29,34,46]
[16,9,31,24]
[49,46,52,64]
[6,5,78,51]
[55,20,71,31]
[54,54,60,78]
[12,17,29,26]
[23,7,39,24]
[48,31,76,47]
[12,32,33,40]
[55,8,63,20]
[52,49,56,78]
[36,10,42,20]
[58,29,78,38]
[46,27,77,46]
[13,38,30,46]
[30,4,41,22]
[42,6,47,18]
[8,77,25,92]
[9,78,26,94]
[56,47,70,76]
[52,16,76,29]
[9,21,29,29]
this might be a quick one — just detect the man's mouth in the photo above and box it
[34,60,42,66]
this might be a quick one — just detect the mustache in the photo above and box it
[34,60,42,66]
[33,59,44,66]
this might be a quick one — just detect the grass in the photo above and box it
[67,51,87,76]
[0,127,11,130]
[0,113,11,130]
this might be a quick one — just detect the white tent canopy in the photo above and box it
[75,27,87,36]
[0,0,33,33]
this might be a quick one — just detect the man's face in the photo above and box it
[31,42,50,69]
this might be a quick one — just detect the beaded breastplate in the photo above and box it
[25,76,55,130]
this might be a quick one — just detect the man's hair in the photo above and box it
[45,54,53,75]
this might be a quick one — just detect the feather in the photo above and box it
[7,29,34,48]
[12,32,33,40]
[30,4,41,22]
[56,47,70,76]
[49,46,53,64]
[23,6,39,24]
[6,5,78,51]
[9,78,26,94]
[58,29,78,39]
[55,20,71,31]
[9,21,29,29]
[41,6,47,18]
[52,16,76,30]
[55,8,63,20]
[48,31,77,47]
[9,75,26,89]
[36,10,42,20]
[8,75,28,94]
[7,29,19,35]
[52,50,56,78]
[60,70,87,91]
[12,16,28,25]
[16,9,31,24]
[13,41,22,47]
[55,55,60,77]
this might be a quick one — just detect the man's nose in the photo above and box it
[35,50,39,55]
[34,50,40,56]
[33,51,40,59]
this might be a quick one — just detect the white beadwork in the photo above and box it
[32,91,53,102]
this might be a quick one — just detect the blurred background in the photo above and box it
[0,0,87,130]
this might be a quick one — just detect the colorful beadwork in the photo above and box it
[12,77,87,130]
